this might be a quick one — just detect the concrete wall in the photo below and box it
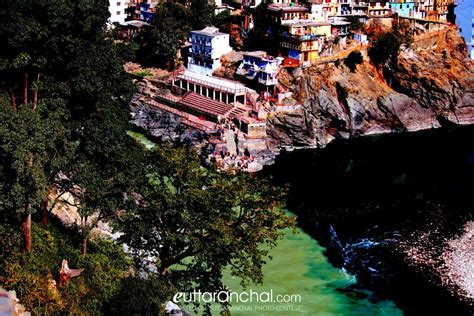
[108,0,126,24]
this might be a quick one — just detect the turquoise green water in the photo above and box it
[127,132,402,315]
[216,225,403,316]
[127,130,156,149]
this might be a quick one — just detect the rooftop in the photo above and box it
[329,18,351,26]
[119,20,151,28]
[191,26,227,37]
[267,3,309,12]
[179,70,247,94]
[179,92,233,118]
[281,20,331,27]
[243,51,277,61]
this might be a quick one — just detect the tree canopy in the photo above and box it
[0,1,292,314]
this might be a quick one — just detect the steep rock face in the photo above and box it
[268,28,474,149]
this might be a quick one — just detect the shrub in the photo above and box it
[344,51,363,72]
[134,70,153,78]
[0,221,131,315]
[369,31,402,67]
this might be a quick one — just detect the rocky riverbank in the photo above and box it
[267,27,474,150]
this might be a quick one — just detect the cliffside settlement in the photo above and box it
[123,0,472,171]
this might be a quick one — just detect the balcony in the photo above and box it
[300,45,319,51]
[281,33,323,42]
[258,77,278,85]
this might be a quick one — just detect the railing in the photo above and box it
[258,77,278,85]
[280,33,323,41]
[315,43,364,64]
[179,74,247,95]
[301,45,319,51]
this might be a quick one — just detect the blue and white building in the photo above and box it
[237,51,280,86]
[188,27,233,76]
[389,0,415,18]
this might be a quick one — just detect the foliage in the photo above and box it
[245,0,278,55]
[154,1,192,41]
[134,1,190,68]
[212,10,232,28]
[61,102,145,254]
[0,221,130,314]
[0,1,294,314]
[346,16,365,33]
[344,51,363,72]
[190,0,215,30]
[134,70,153,78]
[117,146,294,309]
[0,96,71,223]
[368,20,412,68]
[369,31,402,67]
[107,276,177,315]
[137,27,182,68]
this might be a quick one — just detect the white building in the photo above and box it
[309,3,326,21]
[188,27,233,76]
[108,0,127,25]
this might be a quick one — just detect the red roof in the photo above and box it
[283,57,300,67]
[179,93,233,118]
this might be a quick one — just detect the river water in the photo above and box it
[220,224,402,315]
[262,125,474,315]
[129,125,474,315]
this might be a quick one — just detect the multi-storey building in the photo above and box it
[329,17,350,35]
[266,3,311,34]
[336,0,370,16]
[108,0,127,24]
[368,0,390,16]
[279,21,332,62]
[188,27,233,76]
[139,1,158,22]
[391,0,453,20]
[322,0,339,17]
[308,0,327,21]
[236,51,280,86]
[351,0,370,16]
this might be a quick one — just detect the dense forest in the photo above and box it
[0,1,292,314]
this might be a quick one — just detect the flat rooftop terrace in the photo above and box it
[177,70,247,95]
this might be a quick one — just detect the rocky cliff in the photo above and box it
[267,27,474,149]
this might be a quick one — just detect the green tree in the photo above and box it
[190,0,215,29]
[346,16,365,33]
[344,50,363,72]
[212,10,232,28]
[136,1,190,68]
[0,0,134,252]
[117,146,294,309]
[137,26,182,68]
[369,31,402,67]
[0,95,71,251]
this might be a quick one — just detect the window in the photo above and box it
[116,11,121,15]
[117,2,121,5]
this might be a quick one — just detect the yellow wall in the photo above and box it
[311,25,331,37]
